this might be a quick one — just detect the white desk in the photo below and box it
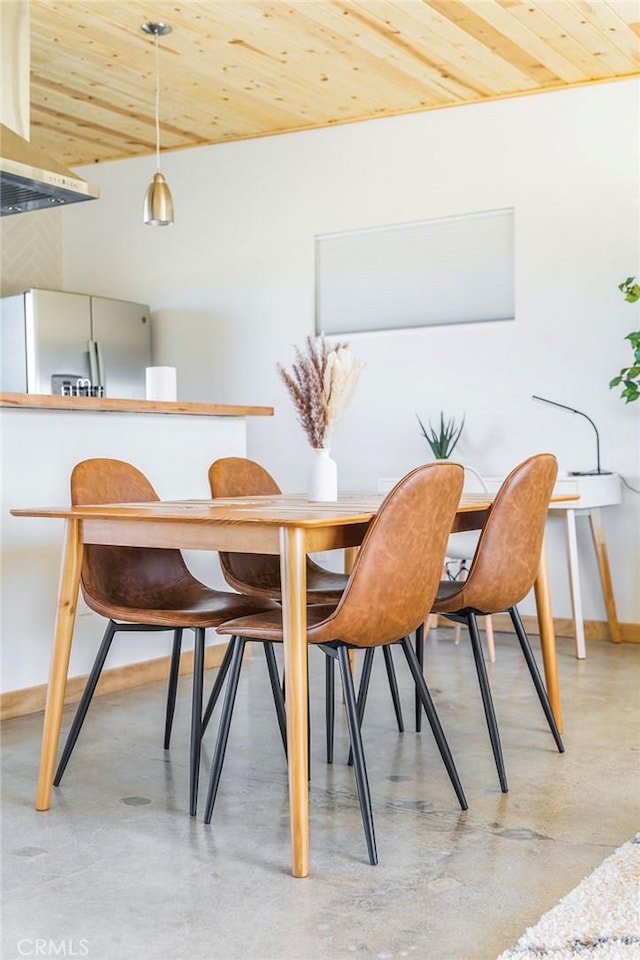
[485,474,622,658]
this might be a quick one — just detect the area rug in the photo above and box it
[497,833,640,959]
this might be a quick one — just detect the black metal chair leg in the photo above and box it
[467,612,508,793]
[382,644,405,733]
[415,622,425,732]
[400,637,468,811]
[54,620,118,786]
[357,648,375,720]
[163,628,183,749]
[337,646,378,865]
[203,638,247,824]
[201,639,235,736]
[509,607,564,753]
[348,647,375,766]
[189,627,206,817]
[326,655,335,764]
[264,641,287,757]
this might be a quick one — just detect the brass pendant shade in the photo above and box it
[142,22,173,226]
[144,171,173,226]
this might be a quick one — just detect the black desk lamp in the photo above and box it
[532,395,611,476]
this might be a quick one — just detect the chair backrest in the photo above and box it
[451,453,558,613]
[72,458,194,610]
[208,458,283,592]
[208,457,281,499]
[317,462,464,647]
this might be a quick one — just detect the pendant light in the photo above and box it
[142,22,173,226]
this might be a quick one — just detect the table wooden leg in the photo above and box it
[588,508,621,643]
[533,536,563,734]
[564,509,586,659]
[36,519,83,811]
[280,526,309,878]
[343,546,359,575]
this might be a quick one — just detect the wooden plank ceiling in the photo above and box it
[29,0,640,168]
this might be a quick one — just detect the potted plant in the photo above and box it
[610,276,640,403]
[417,411,465,459]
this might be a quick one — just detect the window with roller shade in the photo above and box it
[315,208,514,336]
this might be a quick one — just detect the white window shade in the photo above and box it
[315,208,514,336]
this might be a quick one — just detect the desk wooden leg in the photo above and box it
[564,510,586,659]
[588,508,621,643]
[280,526,309,879]
[533,537,563,734]
[36,520,83,811]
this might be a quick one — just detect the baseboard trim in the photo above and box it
[437,614,640,644]
[0,642,235,722]
[3,616,637,722]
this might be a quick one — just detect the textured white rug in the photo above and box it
[497,833,640,960]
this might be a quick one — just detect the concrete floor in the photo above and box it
[2,629,639,960]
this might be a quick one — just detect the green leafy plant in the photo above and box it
[610,276,640,403]
[417,412,465,459]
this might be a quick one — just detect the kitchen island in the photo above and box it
[0,393,273,716]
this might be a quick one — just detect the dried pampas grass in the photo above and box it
[278,336,364,448]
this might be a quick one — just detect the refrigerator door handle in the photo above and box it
[95,340,106,390]
[88,340,99,385]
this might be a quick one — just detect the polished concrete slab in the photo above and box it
[2,629,639,960]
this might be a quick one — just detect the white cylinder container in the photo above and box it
[145,366,177,401]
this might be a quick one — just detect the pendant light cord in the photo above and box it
[154,30,161,172]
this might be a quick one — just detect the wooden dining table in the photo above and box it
[11,491,567,878]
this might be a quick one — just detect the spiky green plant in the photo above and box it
[417,412,465,459]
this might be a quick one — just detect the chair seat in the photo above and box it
[306,567,349,602]
[84,586,280,628]
[432,579,482,615]
[432,578,502,617]
[216,602,338,642]
[223,561,347,604]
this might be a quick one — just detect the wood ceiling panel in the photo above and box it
[295,1,492,100]
[497,0,637,76]
[532,0,638,72]
[365,0,545,92]
[23,0,640,169]
[453,1,587,83]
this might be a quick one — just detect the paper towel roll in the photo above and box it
[145,366,177,401]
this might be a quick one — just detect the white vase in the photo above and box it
[308,447,338,502]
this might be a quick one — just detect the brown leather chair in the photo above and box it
[208,457,347,603]
[205,457,405,753]
[422,453,565,792]
[53,458,280,816]
[203,461,467,865]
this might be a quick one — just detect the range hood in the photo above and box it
[0,1,99,217]
[0,123,99,216]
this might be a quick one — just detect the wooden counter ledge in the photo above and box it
[0,392,274,417]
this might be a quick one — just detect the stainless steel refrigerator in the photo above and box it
[0,288,151,398]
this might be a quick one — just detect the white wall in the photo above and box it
[60,79,640,624]
[1,409,247,692]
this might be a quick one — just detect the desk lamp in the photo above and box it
[532,395,611,476]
